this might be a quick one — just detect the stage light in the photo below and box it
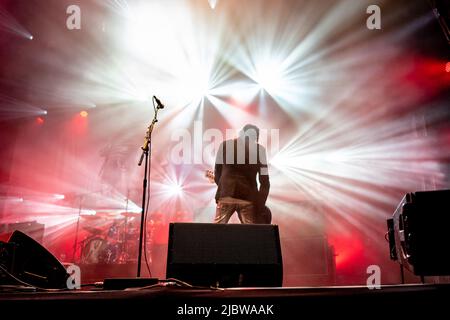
[80,110,88,117]
[270,152,293,168]
[255,61,284,94]
[208,0,218,10]
[54,194,65,200]
[0,7,34,40]
[167,183,184,197]
[184,70,211,104]
[124,3,177,58]
[119,1,227,108]
[36,117,45,125]
[446,62,450,73]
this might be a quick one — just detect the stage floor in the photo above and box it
[1,283,449,318]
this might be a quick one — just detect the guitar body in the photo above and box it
[257,205,272,224]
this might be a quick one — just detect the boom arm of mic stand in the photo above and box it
[138,120,157,166]
[138,136,149,166]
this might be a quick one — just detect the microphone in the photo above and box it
[153,96,165,109]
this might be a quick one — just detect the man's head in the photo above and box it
[240,124,260,143]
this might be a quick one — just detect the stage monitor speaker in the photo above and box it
[3,230,68,289]
[388,189,450,276]
[166,223,283,287]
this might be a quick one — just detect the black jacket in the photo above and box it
[214,138,270,205]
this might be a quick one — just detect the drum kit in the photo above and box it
[79,212,141,264]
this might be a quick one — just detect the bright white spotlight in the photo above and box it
[54,194,65,200]
[0,7,34,40]
[270,152,297,168]
[255,61,284,93]
[208,0,218,9]
[167,183,183,197]
[188,71,210,101]
[175,68,212,105]
[125,3,176,57]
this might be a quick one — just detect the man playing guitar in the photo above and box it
[207,124,271,224]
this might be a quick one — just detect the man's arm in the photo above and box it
[258,145,270,205]
[214,141,224,185]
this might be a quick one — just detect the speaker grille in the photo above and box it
[166,223,283,287]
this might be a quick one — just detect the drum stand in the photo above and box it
[72,195,83,262]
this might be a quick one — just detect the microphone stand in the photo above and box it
[103,98,162,289]
[136,100,161,277]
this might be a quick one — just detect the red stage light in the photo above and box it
[36,117,44,125]
[80,110,88,117]
[446,62,450,73]
[328,234,364,270]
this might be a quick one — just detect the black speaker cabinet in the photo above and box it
[4,230,68,288]
[166,223,283,287]
[388,189,450,276]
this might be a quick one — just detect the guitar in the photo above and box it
[204,169,272,224]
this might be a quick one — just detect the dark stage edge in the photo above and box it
[1,284,449,318]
